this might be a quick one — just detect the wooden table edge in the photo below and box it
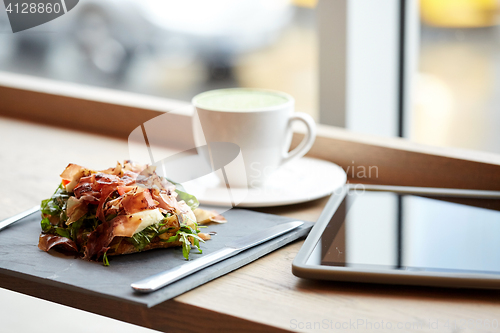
[0,266,292,333]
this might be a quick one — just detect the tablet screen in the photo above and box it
[306,190,500,274]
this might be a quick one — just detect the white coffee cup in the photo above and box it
[192,88,316,188]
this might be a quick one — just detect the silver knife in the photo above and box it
[0,206,40,232]
[131,220,304,293]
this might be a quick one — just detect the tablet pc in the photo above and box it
[292,185,500,289]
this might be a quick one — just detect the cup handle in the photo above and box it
[281,112,317,166]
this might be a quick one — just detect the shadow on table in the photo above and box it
[248,196,329,223]
[294,278,500,305]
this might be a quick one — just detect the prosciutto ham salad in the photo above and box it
[38,161,225,265]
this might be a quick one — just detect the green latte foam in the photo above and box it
[195,90,290,111]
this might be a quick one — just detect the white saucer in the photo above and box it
[183,157,346,207]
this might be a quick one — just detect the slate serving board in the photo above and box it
[0,208,312,308]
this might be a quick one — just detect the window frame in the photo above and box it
[317,0,419,138]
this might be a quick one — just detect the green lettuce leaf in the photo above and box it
[40,183,70,224]
[41,217,52,233]
[41,219,72,240]
[175,189,199,211]
[102,251,110,266]
[163,225,204,260]
[127,218,172,251]
[165,178,199,210]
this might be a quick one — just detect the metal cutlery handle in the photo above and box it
[0,206,40,232]
[131,247,238,293]
[131,221,304,293]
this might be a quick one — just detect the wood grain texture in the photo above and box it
[0,72,194,150]
[177,241,500,333]
[1,73,500,192]
[292,125,500,190]
[0,272,287,333]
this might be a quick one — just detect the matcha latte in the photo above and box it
[192,88,316,188]
[193,88,292,112]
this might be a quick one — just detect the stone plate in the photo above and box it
[0,208,312,308]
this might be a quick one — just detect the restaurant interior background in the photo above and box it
[1,0,499,154]
[1,0,500,332]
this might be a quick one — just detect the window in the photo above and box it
[413,0,500,154]
[1,0,499,156]
[0,0,319,119]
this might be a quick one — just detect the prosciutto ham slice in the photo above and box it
[39,234,78,253]
[121,189,158,215]
[38,161,221,265]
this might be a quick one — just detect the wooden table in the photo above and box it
[2,115,500,333]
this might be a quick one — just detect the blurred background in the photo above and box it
[0,0,499,154]
[0,2,499,332]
